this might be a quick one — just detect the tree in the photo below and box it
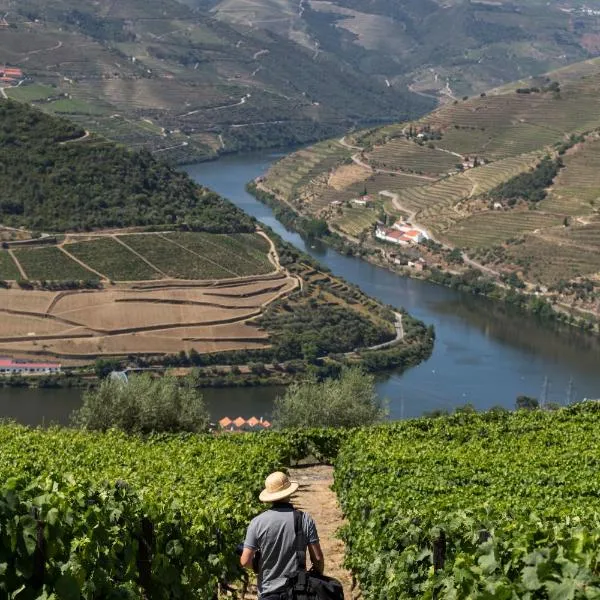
[515,395,539,411]
[72,374,209,434]
[272,367,385,428]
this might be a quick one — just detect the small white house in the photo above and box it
[351,195,373,207]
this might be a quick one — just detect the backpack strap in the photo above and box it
[293,509,306,573]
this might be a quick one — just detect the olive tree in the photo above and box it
[72,374,209,434]
[272,367,385,429]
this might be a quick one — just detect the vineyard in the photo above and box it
[4,233,276,283]
[443,211,563,249]
[334,402,600,599]
[0,424,297,598]
[4,403,600,597]
[12,246,98,281]
[0,251,21,280]
[366,138,458,175]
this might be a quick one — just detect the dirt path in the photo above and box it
[290,465,353,599]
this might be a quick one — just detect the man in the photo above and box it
[241,471,325,600]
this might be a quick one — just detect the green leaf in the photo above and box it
[521,566,541,591]
[546,579,576,600]
[55,574,81,600]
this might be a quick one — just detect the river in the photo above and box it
[1,150,599,425]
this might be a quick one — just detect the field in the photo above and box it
[336,404,600,599]
[541,138,600,215]
[0,251,20,280]
[5,403,600,597]
[443,211,563,248]
[332,207,379,237]
[0,273,296,360]
[12,246,99,281]
[265,141,351,201]
[366,137,459,175]
[65,237,162,281]
[0,230,302,362]
[503,231,600,284]
[41,232,277,283]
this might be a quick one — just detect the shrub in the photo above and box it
[272,367,385,428]
[72,374,209,433]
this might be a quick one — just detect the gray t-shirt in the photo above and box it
[243,503,319,597]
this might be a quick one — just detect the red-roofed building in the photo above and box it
[3,67,23,78]
[219,417,232,428]
[233,416,246,428]
[0,358,61,375]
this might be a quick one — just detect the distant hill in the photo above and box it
[260,58,600,326]
[0,0,434,162]
[196,0,600,102]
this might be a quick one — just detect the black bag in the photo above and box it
[286,510,344,600]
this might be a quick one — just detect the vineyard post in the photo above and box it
[432,530,446,600]
[32,516,46,588]
[137,517,154,594]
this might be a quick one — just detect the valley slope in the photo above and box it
[258,58,600,329]
[0,0,432,162]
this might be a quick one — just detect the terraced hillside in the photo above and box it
[0,0,432,162]
[260,58,600,324]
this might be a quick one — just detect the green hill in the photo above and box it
[0,99,255,232]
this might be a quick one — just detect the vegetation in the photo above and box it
[0,424,299,598]
[72,374,210,434]
[12,246,98,281]
[4,397,600,596]
[0,100,255,232]
[335,401,600,599]
[273,367,384,429]
[66,238,161,281]
[488,157,563,205]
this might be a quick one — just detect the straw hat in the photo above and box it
[259,471,299,502]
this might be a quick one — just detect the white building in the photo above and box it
[0,358,61,375]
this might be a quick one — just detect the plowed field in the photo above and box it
[0,273,297,363]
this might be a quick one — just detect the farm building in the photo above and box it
[218,416,272,431]
[375,225,427,246]
[351,195,374,207]
[0,358,61,375]
[0,66,23,84]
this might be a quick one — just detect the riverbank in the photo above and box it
[248,181,599,334]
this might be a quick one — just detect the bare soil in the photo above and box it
[289,465,353,598]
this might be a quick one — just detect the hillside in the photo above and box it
[3,402,600,596]
[0,0,433,162]
[195,0,600,101]
[0,100,432,371]
[258,58,600,328]
[0,100,255,232]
